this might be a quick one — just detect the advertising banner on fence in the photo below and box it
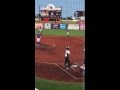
[79,20,85,30]
[60,24,67,29]
[80,23,85,30]
[51,23,60,29]
[35,23,43,29]
[44,23,51,29]
[67,24,79,30]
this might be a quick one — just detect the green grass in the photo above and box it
[35,29,85,36]
[35,77,84,90]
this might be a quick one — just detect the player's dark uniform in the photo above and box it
[64,47,71,69]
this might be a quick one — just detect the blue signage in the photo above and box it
[60,24,67,29]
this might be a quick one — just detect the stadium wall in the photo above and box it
[35,23,85,30]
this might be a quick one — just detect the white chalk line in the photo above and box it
[70,66,76,70]
[35,61,62,65]
[74,62,83,67]
[35,61,82,80]
[36,61,77,70]
[55,63,82,80]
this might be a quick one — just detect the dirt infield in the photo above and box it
[35,62,83,83]
[35,36,85,83]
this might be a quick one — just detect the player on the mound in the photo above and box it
[36,33,41,47]
[64,46,71,69]
[36,30,42,47]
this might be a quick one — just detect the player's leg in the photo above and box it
[39,37,41,45]
[36,38,40,47]
[80,67,83,72]
[83,69,85,77]
[66,58,71,69]
[67,32,69,37]
[36,42,39,47]
[80,65,85,76]
[81,68,85,77]
[80,67,83,76]
[37,42,40,47]
[67,58,71,67]
[68,33,70,37]
[64,57,67,69]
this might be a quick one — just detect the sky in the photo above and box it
[35,0,85,17]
